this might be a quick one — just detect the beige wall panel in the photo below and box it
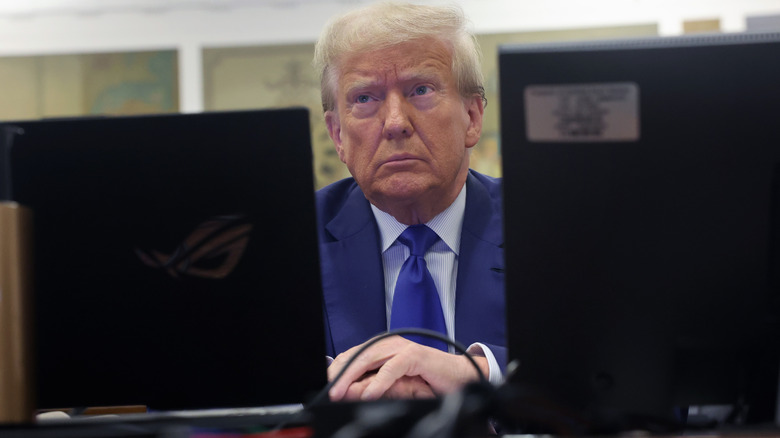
[0,57,40,120]
[40,55,85,118]
[683,19,721,33]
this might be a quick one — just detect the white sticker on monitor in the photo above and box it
[524,82,640,142]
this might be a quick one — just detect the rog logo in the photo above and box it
[135,215,252,279]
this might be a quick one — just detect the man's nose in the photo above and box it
[381,92,413,140]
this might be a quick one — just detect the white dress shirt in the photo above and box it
[370,185,502,384]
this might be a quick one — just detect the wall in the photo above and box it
[2,0,780,113]
[1,0,779,187]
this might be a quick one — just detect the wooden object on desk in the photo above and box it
[0,202,35,424]
[37,405,148,417]
[81,405,148,416]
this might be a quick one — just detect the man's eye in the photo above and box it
[414,86,431,96]
[356,95,371,104]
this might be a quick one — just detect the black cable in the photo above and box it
[271,329,490,434]
[401,387,465,438]
[307,328,489,409]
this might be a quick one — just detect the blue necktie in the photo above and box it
[389,225,448,351]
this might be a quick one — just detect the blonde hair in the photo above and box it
[313,2,486,112]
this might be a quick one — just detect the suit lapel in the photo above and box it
[320,186,387,356]
[454,173,506,347]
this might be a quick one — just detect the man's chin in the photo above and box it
[372,177,433,203]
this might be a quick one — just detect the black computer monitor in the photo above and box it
[499,32,780,432]
[8,109,327,411]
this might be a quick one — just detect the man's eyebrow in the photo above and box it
[341,74,382,95]
[344,78,377,92]
[340,65,446,96]
[398,68,444,85]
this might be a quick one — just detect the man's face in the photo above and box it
[325,38,483,222]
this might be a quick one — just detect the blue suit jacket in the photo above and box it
[315,170,506,371]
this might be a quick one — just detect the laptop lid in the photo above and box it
[8,108,327,411]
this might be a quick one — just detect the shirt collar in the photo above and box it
[370,184,467,255]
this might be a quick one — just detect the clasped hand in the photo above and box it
[328,335,489,401]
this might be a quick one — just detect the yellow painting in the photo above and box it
[0,51,178,121]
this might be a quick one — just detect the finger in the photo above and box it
[327,351,350,381]
[342,378,373,402]
[412,384,436,398]
[360,352,415,400]
[412,382,436,399]
[383,376,435,400]
[328,345,391,401]
[328,344,366,381]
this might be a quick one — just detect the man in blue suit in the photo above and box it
[313,2,505,402]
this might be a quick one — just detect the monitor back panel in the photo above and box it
[9,109,327,410]
[500,33,780,422]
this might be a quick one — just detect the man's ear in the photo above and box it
[325,110,346,163]
[464,95,484,149]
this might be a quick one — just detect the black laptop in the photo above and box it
[7,108,327,412]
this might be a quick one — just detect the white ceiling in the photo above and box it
[0,0,368,18]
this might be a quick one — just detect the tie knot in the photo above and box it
[398,225,439,257]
